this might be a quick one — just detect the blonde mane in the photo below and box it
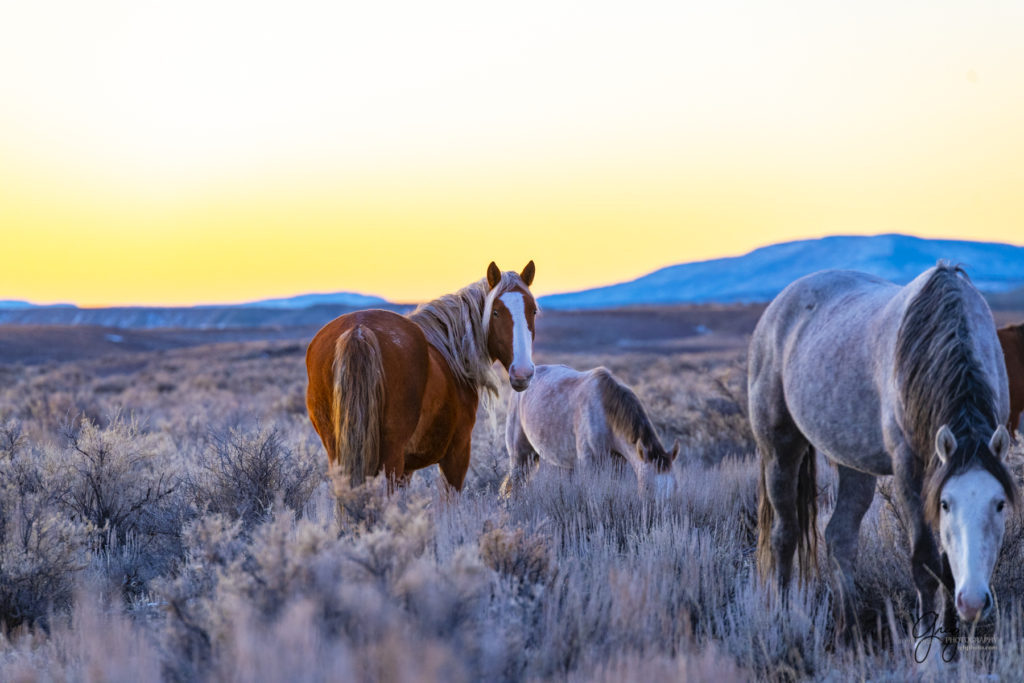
[408,271,526,402]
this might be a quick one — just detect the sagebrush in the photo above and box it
[1,339,1023,681]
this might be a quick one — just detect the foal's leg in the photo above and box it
[575,399,615,480]
[500,398,539,497]
[575,424,608,481]
[825,465,875,639]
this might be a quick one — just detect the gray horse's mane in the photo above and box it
[894,262,1018,525]
[408,271,525,400]
[593,369,671,471]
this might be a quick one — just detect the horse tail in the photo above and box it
[757,443,818,584]
[594,368,667,467]
[795,445,819,583]
[756,455,772,579]
[331,325,385,486]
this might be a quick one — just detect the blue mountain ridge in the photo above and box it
[539,234,1024,310]
[222,292,388,309]
[4,235,1023,326]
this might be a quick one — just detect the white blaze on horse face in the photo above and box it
[500,291,534,390]
[939,468,1007,622]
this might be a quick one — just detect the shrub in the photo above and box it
[478,525,554,587]
[0,420,91,629]
[53,415,186,601]
[0,590,163,682]
[6,338,1024,681]
[57,416,178,546]
[188,424,320,527]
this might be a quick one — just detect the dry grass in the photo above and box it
[1,337,1024,681]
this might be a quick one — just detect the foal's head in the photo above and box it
[929,424,1017,622]
[485,261,538,392]
[634,438,680,499]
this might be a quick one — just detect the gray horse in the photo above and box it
[501,365,679,497]
[749,263,1017,640]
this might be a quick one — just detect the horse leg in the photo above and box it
[825,465,875,640]
[749,363,815,594]
[940,552,958,644]
[891,448,944,632]
[758,424,811,592]
[379,431,409,494]
[749,374,811,589]
[330,431,407,523]
[575,426,605,480]
[438,430,471,499]
[500,398,539,497]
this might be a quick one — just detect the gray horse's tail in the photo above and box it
[757,444,818,584]
[331,325,385,486]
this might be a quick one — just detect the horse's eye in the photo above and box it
[532,309,538,316]
[997,500,1006,513]
[493,310,499,318]
[941,500,950,513]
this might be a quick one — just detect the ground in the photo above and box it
[1,305,1024,681]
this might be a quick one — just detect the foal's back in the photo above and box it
[508,364,608,469]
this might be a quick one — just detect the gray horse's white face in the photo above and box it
[935,425,1012,622]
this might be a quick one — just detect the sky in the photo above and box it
[2,0,1023,306]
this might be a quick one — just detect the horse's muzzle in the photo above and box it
[510,377,532,392]
[956,589,993,622]
[509,364,534,391]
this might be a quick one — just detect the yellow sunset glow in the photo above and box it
[2,1,1023,306]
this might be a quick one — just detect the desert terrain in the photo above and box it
[1,305,1023,681]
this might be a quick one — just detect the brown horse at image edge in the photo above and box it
[998,322,1024,434]
[305,261,538,496]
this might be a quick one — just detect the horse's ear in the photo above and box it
[520,260,535,287]
[670,439,680,461]
[936,425,957,465]
[635,440,647,461]
[487,262,502,289]
[990,425,1011,461]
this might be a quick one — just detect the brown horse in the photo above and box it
[998,322,1024,434]
[305,262,538,494]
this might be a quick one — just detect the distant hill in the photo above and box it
[5,234,1022,329]
[0,287,403,330]
[0,304,415,330]
[228,292,389,309]
[0,300,75,310]
[540,234,1024,310]
[0,300,35,310]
